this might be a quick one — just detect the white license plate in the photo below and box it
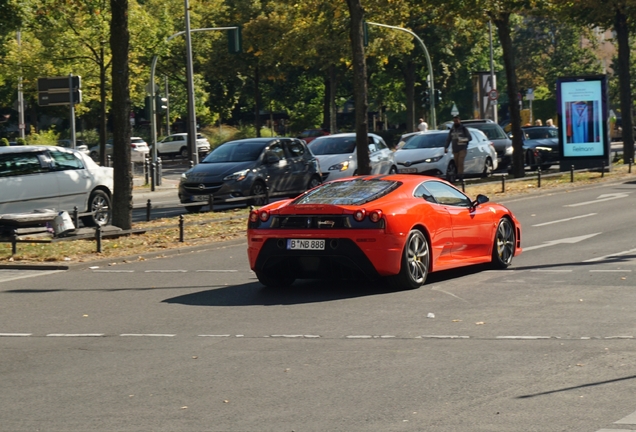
[399,168,418,173]
[287,239,325,250]
[192,195,209,202]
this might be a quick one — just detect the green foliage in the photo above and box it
[0,137,8,146]
[25,126,59,145]
[16,137,26,146]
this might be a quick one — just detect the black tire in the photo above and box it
[388,229,430,290]
[482,157,494,178]
[249,181,268,206]
[256,271,295,288]
[389,165,398,174]
[307,175,321,190]
[179,146,189,159]
[81,190,111,227]
[491,218,515,269]
[446,161,457,183]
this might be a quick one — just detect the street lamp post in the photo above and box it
[367,22,437,128]
[488,21,498,123]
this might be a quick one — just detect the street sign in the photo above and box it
[526,88,535,101]
[37,76,81,92]
[451,103,459,116]
[488,89,499,101]
[38,90,82,106]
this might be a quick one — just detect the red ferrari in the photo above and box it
[247,174,521,289]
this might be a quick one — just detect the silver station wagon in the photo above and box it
[0,145,114,226]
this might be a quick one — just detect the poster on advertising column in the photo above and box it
[557,75,609,160]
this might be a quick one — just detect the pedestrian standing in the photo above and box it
[445,115,471,182]
[417,118,428,132]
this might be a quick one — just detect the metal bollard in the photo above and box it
[461,179,465,192]
[73,206,79,228]
[95,225,102,253]
[189,160,194,169]
[146,199,152,222]
[571,165,574,183]
[157,158,163,186]
[179,215,184,242]
[150,162,156,192]
[208,194,214,212]
[501,175,506,193]
[630,158,633,174]
[107,155,111,167]
[601,160,605,178]
[144,158,149,185]
[11,232,17,255]
[537,166,541,188]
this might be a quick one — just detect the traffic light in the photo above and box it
[422,91,430,107]
[435,89,442,104]
[228,26,242,54]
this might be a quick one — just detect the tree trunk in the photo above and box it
[110,0,132,230]
[99,60,107,167]
[346,0,370,175]
[494,13,525,178]
[614,6,633,163]
[405,60,416,132]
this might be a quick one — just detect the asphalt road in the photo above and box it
[2,176,636,431]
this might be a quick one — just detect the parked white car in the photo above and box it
[308,133,397,181]
[0,145,114,226]
[156,133,211,159]
[89,137,150,164]
[394,129,498,182]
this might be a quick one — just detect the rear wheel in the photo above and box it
[307,175,321,190]
[389,165,398,174]
[491,218,515,269]
[256,271,295,288]
[81,190,111,227]
[179,146,189,159]
[388,229,430,290]
[446,161,457,183]
[249,181,268,206]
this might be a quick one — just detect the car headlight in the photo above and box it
[223,169,250,181]
[505,146,514,155]
[180,172,188,182]
[329,160,350,171]
[424,156,443,163]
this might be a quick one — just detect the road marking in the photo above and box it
[46,334,104,337]
[144,270,187,273]
[0,270,64,283]
[584,248,636,262]
[120,334,175,337]
[532,213,597,227]
[565,193,629,207]
[92,270,134,273]
[523,233,601,251]
[590,269,632,272]
[198,334,231,337]
[496,336,552,340]
[615,410,636,424]
[0,333,32,337]
[417,335,469,339]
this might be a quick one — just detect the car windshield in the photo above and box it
[202,141,266,163]
[469,124,507,140]
[523,127,558,140]
[293,178,399,206]
[309,137,356,155]
[402,133,447,149]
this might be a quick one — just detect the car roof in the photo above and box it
[0,145,75,154]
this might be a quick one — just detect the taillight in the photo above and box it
[353,209,366,222]
[259,210,270,222]
[249,211,259,223]
[368,210,383,223]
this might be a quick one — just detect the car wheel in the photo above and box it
[389,165,398,174]
[256,271,295,288]
[307,175,321,190]
[179,147,189,159]
[446,161,457,183]
[481,157,494,178]
[389,229,430,290]
[249,181,268,206]
[81,190,111,227]
[491,217,515,269]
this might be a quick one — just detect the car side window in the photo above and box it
[286,140,305,158]
[268,142,286,161]
[423,181,471,207]
[0,152,46,177]
[50,150,84,170]
[413,184,437,203]
[368,142,378,153]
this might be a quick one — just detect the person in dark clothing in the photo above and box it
[445,116,471,181]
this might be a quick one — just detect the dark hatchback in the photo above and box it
[178,137,322,211]
[521,126,559,170]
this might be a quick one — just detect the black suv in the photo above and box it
[178,137,322,211]
[460,120,513,171]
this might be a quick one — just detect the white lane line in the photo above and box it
[532,213,597,227]
[604,336,634,339]
[269,335,321,338]
[417,335,470,339]
[0,270,64,283]
[615,409,636,424]
[584,248,636,262]
[47,334,104,337]
[198,334,231,337]
[565,193,629,207]
[523,233,601,251]
[120,334,175,337]
[590,269,632,273]
[0,333,32,337]
[196,270,238,273]
[144,270,187,273]
[496,336,552,340]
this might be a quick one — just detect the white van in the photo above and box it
[0,146,114,226]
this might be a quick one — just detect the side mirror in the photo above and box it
[266,153,280,164]
[472,194,489,207]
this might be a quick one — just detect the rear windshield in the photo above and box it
[470,124,507,140]
[523,127,558,139]
[202,141,266,163]
[402,133,447,149]
[293,178,399,206]
[309,137,356,155]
